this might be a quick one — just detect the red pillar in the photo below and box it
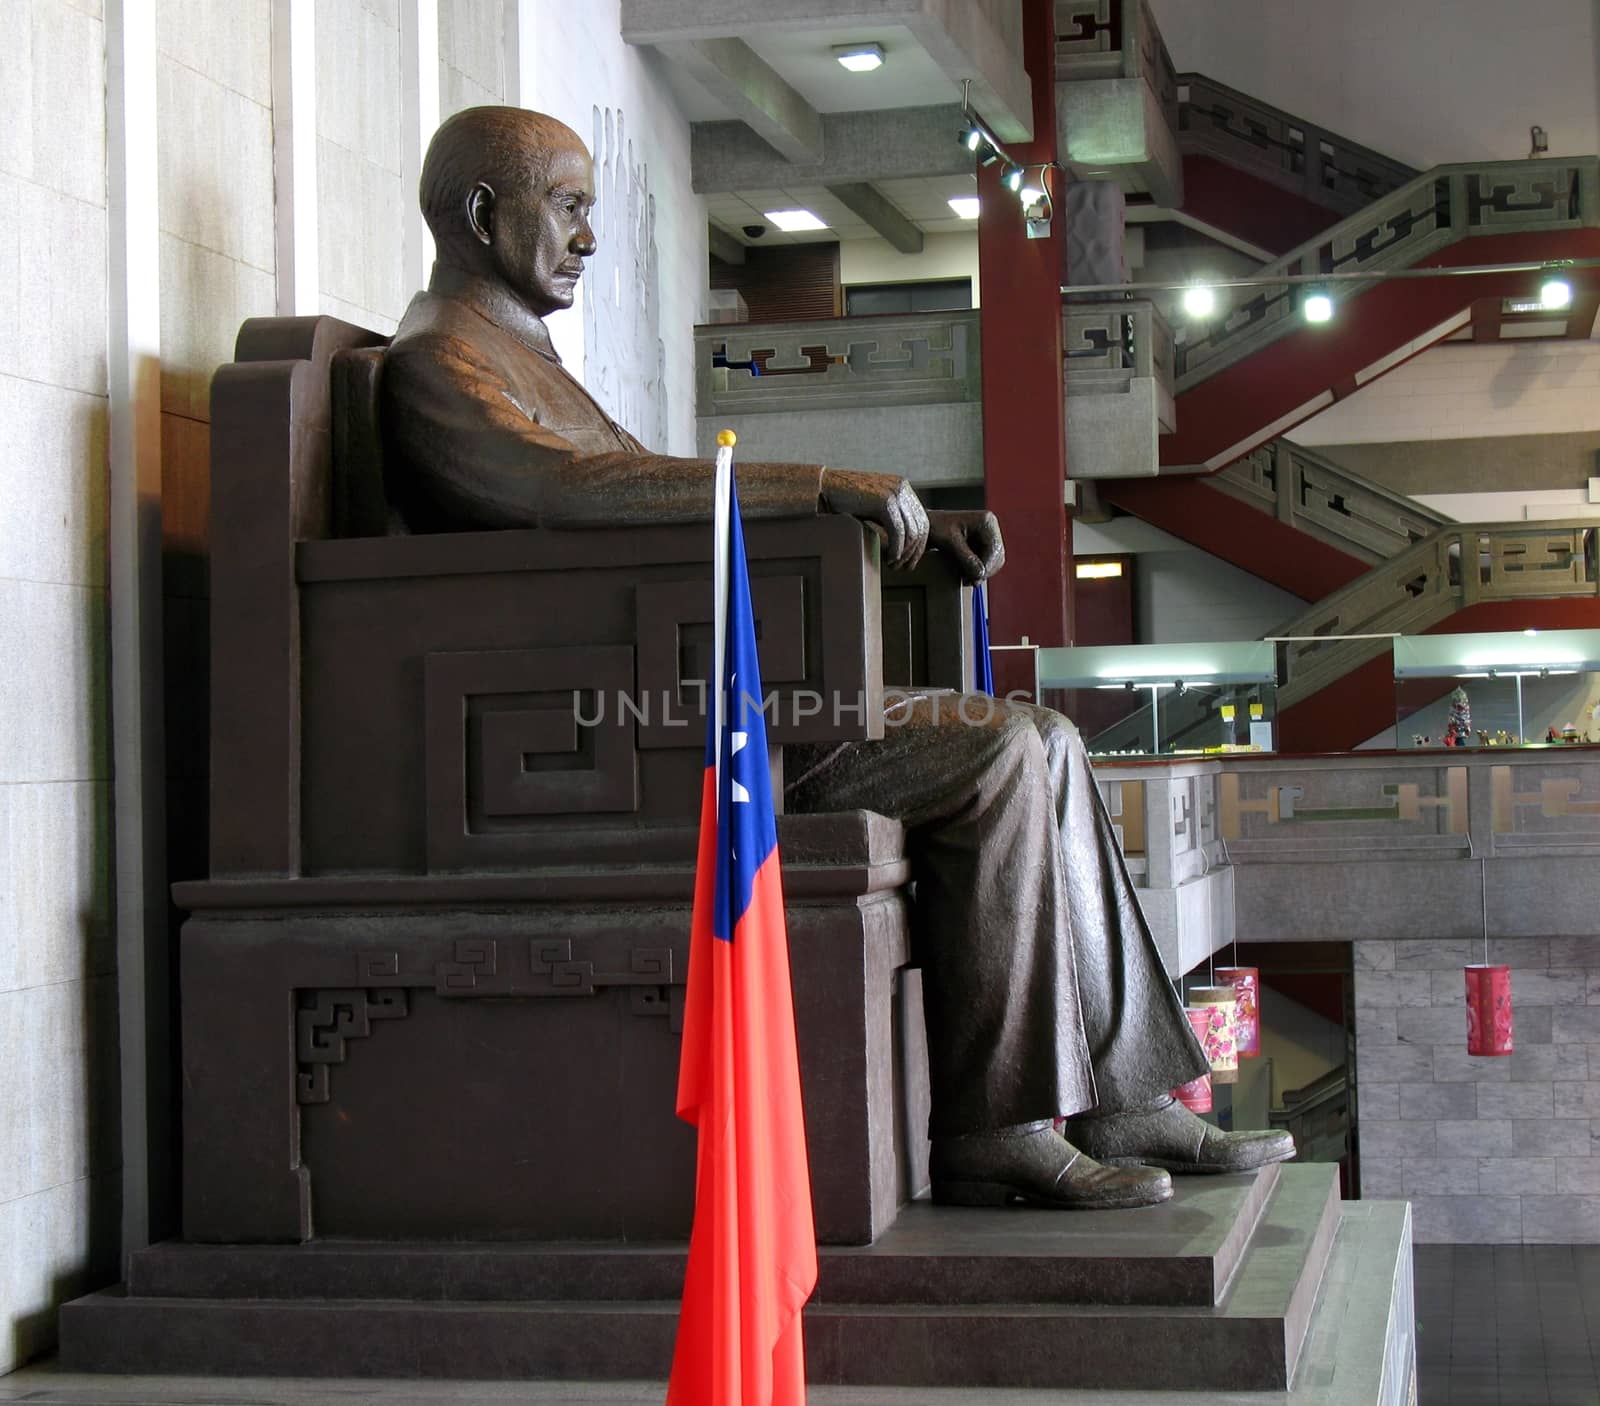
[978,0,1068,698]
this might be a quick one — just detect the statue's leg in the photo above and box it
[1020,708,1296,1173]
[786,692,1095,1135]
[1024,706,1210,1106]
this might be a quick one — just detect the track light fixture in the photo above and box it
[1182,284,1216,318]
[1003,164,1025,194]
[1303,288,1334,323]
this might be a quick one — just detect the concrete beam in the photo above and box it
[827,182,922,253]
[621,0,1032,142]
[657,35,823,163]
[708,222,747,265]
[693,104,968,193]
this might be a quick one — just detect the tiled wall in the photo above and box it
[1357,936,1600,1244]
[0,0,119,1375]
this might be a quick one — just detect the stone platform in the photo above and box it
[58,1166,1413,1396]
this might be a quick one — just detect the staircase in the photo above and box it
[63,1163,1417,1394]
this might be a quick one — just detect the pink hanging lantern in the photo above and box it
[1188,986,1239,1085]
[1215,966,1261,1058]
[1465,964,1513,1056]
[1174,1007,1215,1113]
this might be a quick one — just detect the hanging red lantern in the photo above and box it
[1465,964,1513,1056]
[1188,986,1240,1084]
[1174,1007,1215,1113]
[1215,966,1261,1058]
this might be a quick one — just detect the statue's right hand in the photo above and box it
[819,468,929,571]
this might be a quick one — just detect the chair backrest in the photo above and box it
[331,343,405,536]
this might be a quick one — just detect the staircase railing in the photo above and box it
[1176,156,1600,389]
[1211,440,1450,566]
[696,309,982,417]
[1177,74,1418,218]
[1087,519,1597,751]
[1276,520,1600,708]
[1056,0,1179,135]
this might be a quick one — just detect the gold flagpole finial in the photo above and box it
[716,429,737,448]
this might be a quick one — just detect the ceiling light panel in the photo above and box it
[833,42,884,72]
[764,209,830,232]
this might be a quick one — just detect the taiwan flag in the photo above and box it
[667,437,818,1406]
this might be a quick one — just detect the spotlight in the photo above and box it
[961,125,984,153]
[1182,284,1216,318]
[1541,275,1573,310]
[833,42,884,72]
[1003,164,1025,194]
[1019,184,1045,205]
[1303,290,1334,324]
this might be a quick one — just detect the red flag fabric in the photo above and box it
[668,443,817,1406]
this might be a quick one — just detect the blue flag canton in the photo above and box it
[710,481,779,943]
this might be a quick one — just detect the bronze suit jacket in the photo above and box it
[382,266,826,531]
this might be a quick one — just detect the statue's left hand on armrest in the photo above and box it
[925,510,1005,582]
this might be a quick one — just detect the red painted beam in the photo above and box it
[1097,476,1369,602]
[1277,597,1600,753]
[1161,229,1600,471]
[1179,155,1343,256]
[980,0,1068,676]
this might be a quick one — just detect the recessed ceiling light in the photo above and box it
[833,42,884,72]
[764,208,829,232]
[947,196,980,220]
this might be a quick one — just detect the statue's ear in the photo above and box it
[466,182,495,246]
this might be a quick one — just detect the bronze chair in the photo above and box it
[178,316,973,1248]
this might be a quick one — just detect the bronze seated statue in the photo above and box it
[378,106,1293,1205]
[182,107,1290,1260]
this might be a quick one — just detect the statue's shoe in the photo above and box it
[1064,1096,1296,1175]
[929,1120,1173,1210]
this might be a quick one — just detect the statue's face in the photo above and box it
[491,139,597,317]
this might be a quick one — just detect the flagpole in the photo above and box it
[711,431,734,805]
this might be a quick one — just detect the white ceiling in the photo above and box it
[706,172,980,246]
[663,23,959,123]
[663,22,976,253]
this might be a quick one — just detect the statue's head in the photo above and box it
[420,106,596,318]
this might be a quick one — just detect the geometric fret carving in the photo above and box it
[341,941,679,1021]
[435,938,497,993]
[295,988,409,1104]
[529,939,674,998]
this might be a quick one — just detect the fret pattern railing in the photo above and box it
[1064,300,1173,409]
[697,310,981,417]
[1177,74,1418,217]
[1055,0,1178,133]
[1212,441,1449,565]
[1277,521,1600,707]
[1175,157,1600,389]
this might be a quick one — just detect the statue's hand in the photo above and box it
[926,509,1006,582]
[819,468,929,570]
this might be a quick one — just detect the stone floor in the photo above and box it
[1413,1243,1600,1405]
[20,1237,1594,1404]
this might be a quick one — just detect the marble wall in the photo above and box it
[522,0,705,454]
[1357,936,1600,1244]
[316,0,407,332]
[0,0,120,1375]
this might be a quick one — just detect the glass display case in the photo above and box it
[1392,628,1600,749]
[1038,641,1279,757]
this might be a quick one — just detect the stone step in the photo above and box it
[60,1167,1345,1392]
[124,1164,1283,1311]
